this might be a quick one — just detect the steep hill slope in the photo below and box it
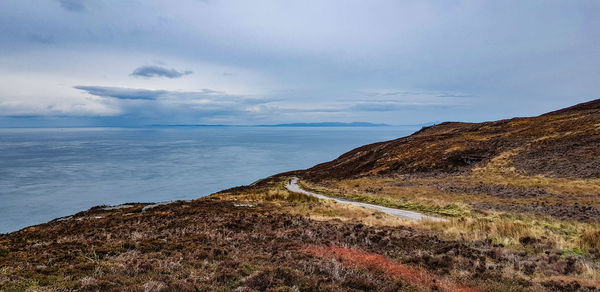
[302,99,600,180]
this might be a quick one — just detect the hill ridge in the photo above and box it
[300,99,600,180]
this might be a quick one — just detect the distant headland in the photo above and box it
[146,122,390,127]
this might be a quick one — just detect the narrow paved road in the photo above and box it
[286,177,447,221]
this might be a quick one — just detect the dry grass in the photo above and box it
[417,215,600,251]
[579,229,600,250]
[220,179,408,228]
[298,177,600,252]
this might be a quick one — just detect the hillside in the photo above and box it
[302,99,600,180]
[294,100,600,224]
[1,100,599,291]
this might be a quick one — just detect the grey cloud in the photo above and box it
[436,93,473,98]
[350,103,402,112]
[381,91,429,96]
[346,99,461,112]
[197,88,221,95]
[130,66,193,79]
[246,104,343,114]
[70,85,275,125]
[57,0,85,12]
[361,91,469,98]
[74,85,265,105]
[349,103,451,112]
[75,86,167,100]
[27,33,55,44]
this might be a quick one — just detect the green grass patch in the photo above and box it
[312,208,342,217]
[265,190,320,203]
[563,247,586,257]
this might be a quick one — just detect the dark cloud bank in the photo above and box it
[74,86,166,100]
[57,0,85,12]
[130,66,193,79]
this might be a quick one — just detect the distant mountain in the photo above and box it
[259,122,389,127]
[147,122,389,127]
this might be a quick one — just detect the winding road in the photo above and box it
[286,177,446,221]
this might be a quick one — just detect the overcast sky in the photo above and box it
[0,0,599,126]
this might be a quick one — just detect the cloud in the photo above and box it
[56,0,85,12]
[27,33,55,44]
[75,86,167,100]
[73,85,270,112]
[347,102,439,112]
[358,90,471,98]
[436,93,473,98]
[74,86,237,102]
[0,96,120,117]
[344,97,472,112]
[69,84,277,124]
[130,66,193,79]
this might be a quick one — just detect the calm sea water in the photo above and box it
[0,126,417,233]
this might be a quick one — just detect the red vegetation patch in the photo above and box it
[301,245,479,292]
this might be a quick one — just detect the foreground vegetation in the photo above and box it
[2,177,597,291]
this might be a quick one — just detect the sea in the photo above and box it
[0,126,418,233]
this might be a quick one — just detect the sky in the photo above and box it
[0,0,599,127]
